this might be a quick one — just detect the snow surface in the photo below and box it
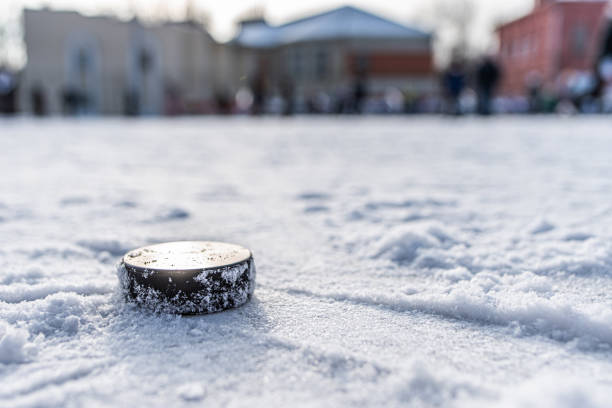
[1,117,612,407]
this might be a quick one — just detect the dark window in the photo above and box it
[316,48,328,80]
[290,48,303,79]
[572,25,588,57]
[355,55,369,75]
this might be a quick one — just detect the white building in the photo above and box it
[20,9,218,115]
[227,6,435,112]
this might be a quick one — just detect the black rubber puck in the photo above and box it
[117,241,256,314]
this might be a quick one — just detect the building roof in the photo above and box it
[497,0,609,31]
[233,6,430,48]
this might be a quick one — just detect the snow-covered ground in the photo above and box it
[1,117,612,407]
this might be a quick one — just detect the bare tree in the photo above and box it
[238,6,266,23]
[184,0,211,28]
[413,0,477,67]
[0,4,25,70]
[437,0,475,60]
[0,25,6,67]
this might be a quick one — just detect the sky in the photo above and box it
[0,0,534,69]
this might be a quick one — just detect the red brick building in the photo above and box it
[497,0,609,96]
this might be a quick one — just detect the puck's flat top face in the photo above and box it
[123,241,251,271]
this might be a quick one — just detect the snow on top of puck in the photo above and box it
[123,241,251,271]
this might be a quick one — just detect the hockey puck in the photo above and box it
[117,241,256,314]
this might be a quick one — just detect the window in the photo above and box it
[290,47,303,79]
[572,25,588,57]
[355,55,369,75]
[315,48,328,80]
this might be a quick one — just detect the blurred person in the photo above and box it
[31,83,47,116]
[443,60,466,115]
[525,71,544,113]
[351,74,367,114]
[279,76,294,116]
[475,56,501,115]
[235,87,254,113]
[61,87,81,115]
[0,68,17,115]
[598,56,612,112]
[214,91,232,115]
[250,71,266,115]
[597,19,612,112]
[164,83,184,116]
[123,89,139,116]
[333,86,350,114]
[383,87,404,113]
[265,95,284,114]
[316,92,332,114]
[565,72,598,113]
[306,95,317,114]
[303,91,331,114]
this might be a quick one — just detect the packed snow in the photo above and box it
[1,117,612,407]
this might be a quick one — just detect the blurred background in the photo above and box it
[1,0,612,116]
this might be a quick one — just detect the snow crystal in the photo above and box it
[220,262,249,283]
